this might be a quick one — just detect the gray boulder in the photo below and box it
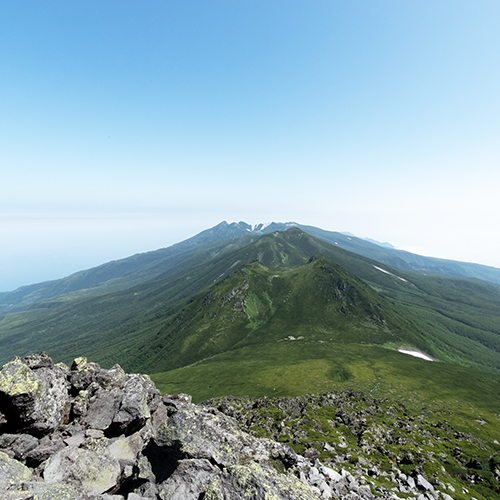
[44,446,121,495]
[24,434,65,466]
[153,396,297,469]
[83,387,123,431]
[80,367,161,436]
[0,433,39,462]
[110,374,161,435]
[158,458,219,500]
[0,450,32,491]
[204,461,319,500]
[0,354,70,435]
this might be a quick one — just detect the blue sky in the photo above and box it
[1,1,499,291]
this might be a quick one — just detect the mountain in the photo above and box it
[286,223,500,284]
[0,223,256,316]
[2,223,500,499]
[360,237,396,249]
[1,227,499,380]
[135,254,422,375]
[2,220,500,318]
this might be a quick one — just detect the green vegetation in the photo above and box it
[150,341,500,416]
[203,390,500,500]
[1,228,500,447]
[1,228,499,380]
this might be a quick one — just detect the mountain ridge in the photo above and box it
[1,227,499,381]
[2,220,500,318]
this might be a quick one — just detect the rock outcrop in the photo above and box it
[1,353,486,499]
[0,354,322,500]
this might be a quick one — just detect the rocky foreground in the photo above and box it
[0,354,491,499]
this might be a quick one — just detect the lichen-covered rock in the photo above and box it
[0,450,32,491]
[44,446,121,495]
[2,493,33,500]
[109,374,161,436]
[21,481,81,499]
[68,357,95,391]
[158,458,219,500]
[0,354,70,435]
[83,387,123,431]
[106,432,143,466]
[153,396,296,469]
[80,369,160,437]
[204,461,320,500]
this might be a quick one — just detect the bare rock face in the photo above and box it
[0,354,325,500]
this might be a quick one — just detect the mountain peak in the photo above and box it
[230,221,300,234]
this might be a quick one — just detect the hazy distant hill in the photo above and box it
[0,222,256,315]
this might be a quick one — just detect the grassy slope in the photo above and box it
[376,273,500,373]
[137,256,425,374]
[151,340,500,413]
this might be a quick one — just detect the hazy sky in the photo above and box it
[2,1,499,292]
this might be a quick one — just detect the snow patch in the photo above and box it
[373,266,409,283]
[398,348,434,362]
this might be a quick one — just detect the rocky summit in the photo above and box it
[0,353,323,500]
[0,353,486,500]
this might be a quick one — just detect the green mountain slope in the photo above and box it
[3,220,500,319]
[0,228,383,366]
[1,228,499,384]
[0,221,259,315]
[136,255,424,374]
[282,223,500,285]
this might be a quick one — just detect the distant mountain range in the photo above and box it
[0,220,499,371]
[1,220,500,318]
